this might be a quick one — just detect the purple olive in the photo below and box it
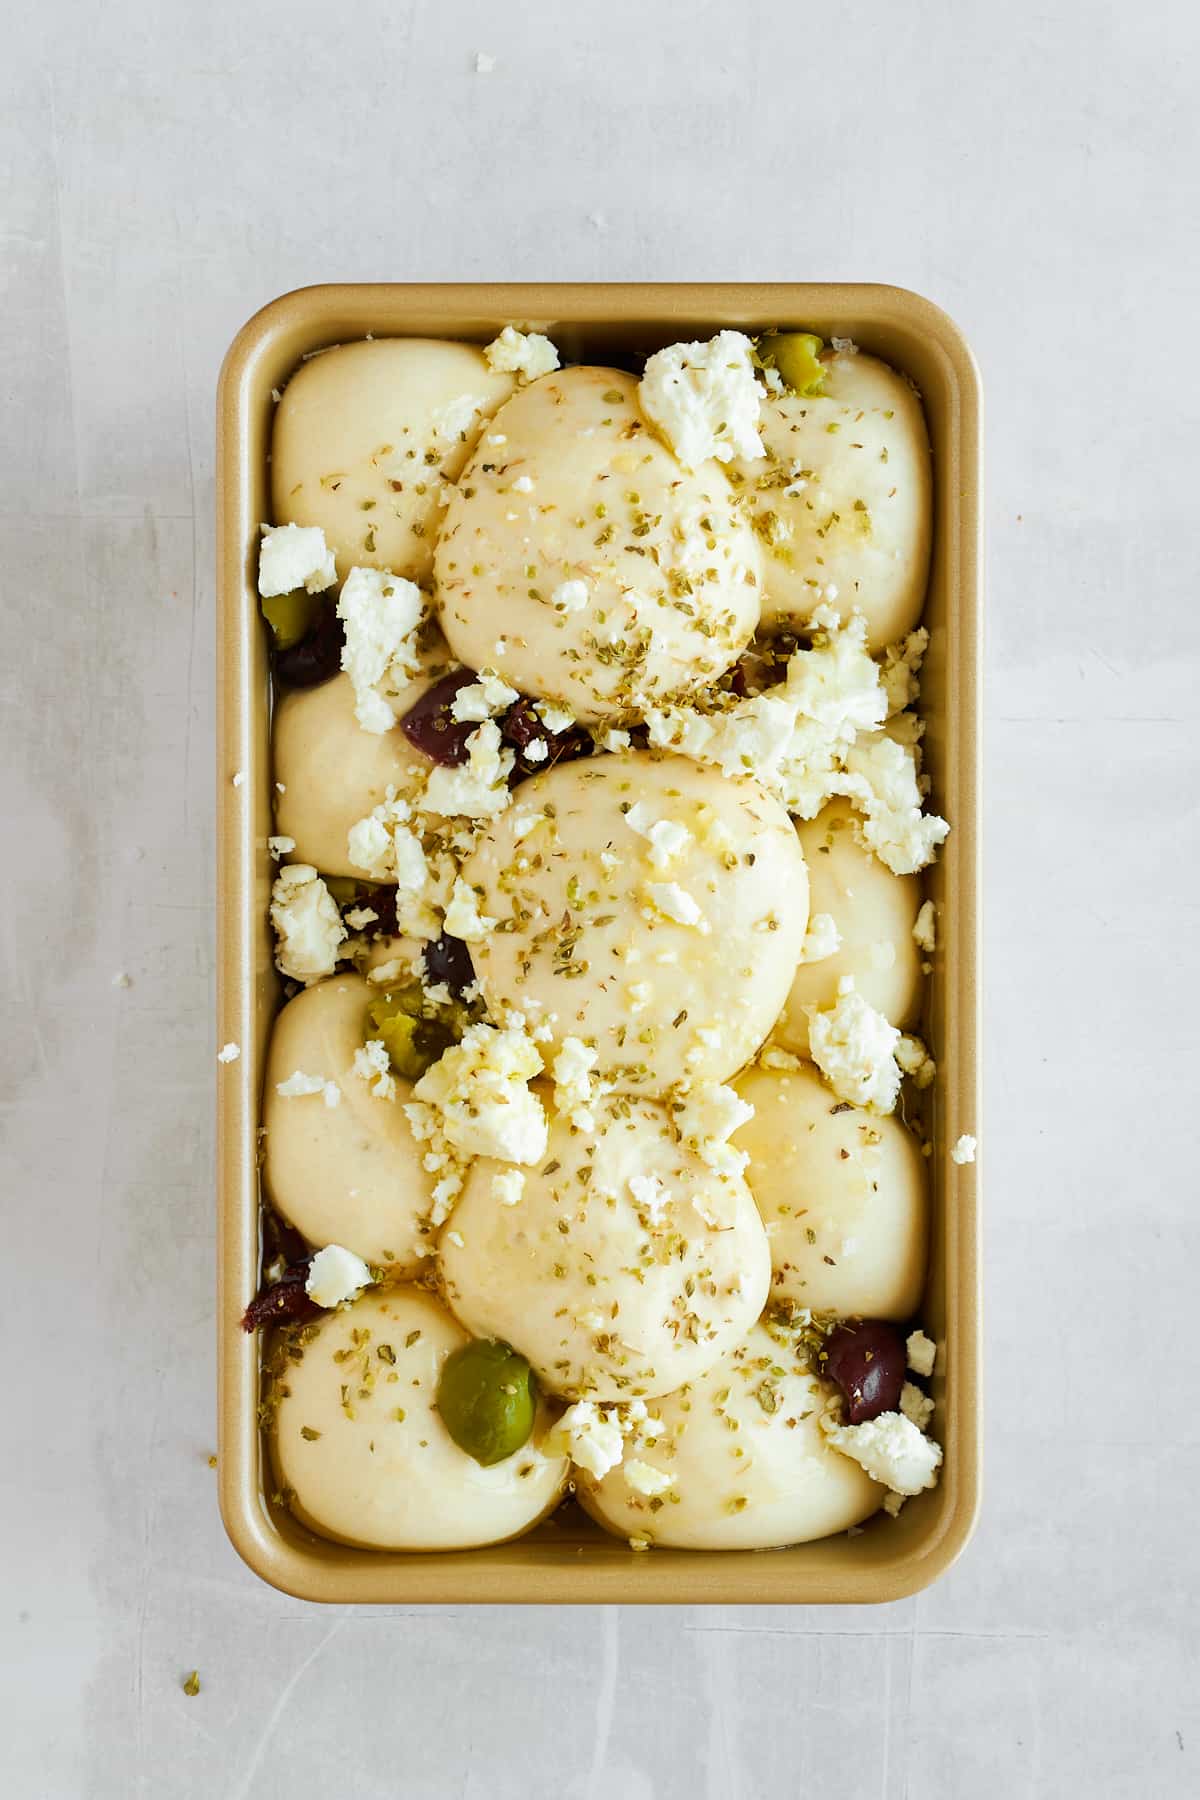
[273,604,344,688]
[501,696,594,779]
[338,885,399,940]
[240,1258,319,1332]
[422,932,475,995]
[820,1320,907,1423]
[399,670,479,764]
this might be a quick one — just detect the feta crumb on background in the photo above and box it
[474,50,495,73]
[551,578,590,614]
[800,912,841,964]
[899,1382,935,1431]
[906,1329,937,1376]
[353,1038,397,1101]
[450,670,520,723]
[484,326,560,383]
[822,1411,943,1496]
[625,800,692,870]
[276,1071,342,1109]
[645,882,705,929]
[638,330,764,469]
[305,1244,372,1308]
[267,835,295,861]
[912,899,937,953]
[624,1459,675,1498]
[111,972,132,989]
[952,1133,978,1165]
[554,1401,624,1479]
[270,865,347,984]
[442,875,496,942]
[217,1042,241,1064]
[258,523,337,598]
[673,1081,754,1178]
[896,1033,937,1089]
[491,1169,526,1207]
[337,566,426,734]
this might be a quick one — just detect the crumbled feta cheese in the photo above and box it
[822,1411,942,1496]
[267,835,295,861]
[442,875,496,942]
[807,977,902,1113]
[344,905,379,930]
[346,791,429,904]
[450,670,521,722]
[629,1173,671,1225]
[523,739,549,763]
[484,326,560,383]
[491,1168,526,1207]
[880,627,929,717]
[673,1081,754,1178]
[952,1133,977,1165]
[258,523,336,598]
[231,770,245,788]
[912,900,937,953]
[907,1330,937,1376]
[276,1071,342,1109]
[645,882,706,929]
[836,733,950,875]
[830,336,858,354]
[410,1020,547,1164]
[800,912,841,963]
[217,1042,240,1064]
[112,972,132,989]
[533,699,575,736]
[353,1038,397,1101]
[899,1383,935,1432]
[337,566,426,734]
[551,578,590,613]
[785,607,887,743]
[270,865,347,985]
[421,721,515,818]
[759,1045,803,1071]
[511,474,534,493]
[638,330,764,469]
[474,50,495,73]
[305,1243,371,1308]
[552,1036,605,1133]
[554,1400,624,1479]
[430,393,482,445]
[883,1490,906,1518]
[625,800,692,870]
[598,728,632,753]
[624,1459,675,1498]
[896,1033,937,1089]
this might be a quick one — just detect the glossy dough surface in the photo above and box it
[733,1064,928,1318]
[776,801,923,1054]
[263,975,434,1272]
[730,350,931,650]
[462,750,809,1093]
[577,1321,881,1548]
[272,339,516,584]
[439,1095,771,1400]
[273,672,432,878]
[273,1287,567,1550]
[434,367,762,723]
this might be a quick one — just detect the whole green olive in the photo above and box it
[366,985,452,1082]
[261,588,320,649]
[437,1338,537,1466]
[761,331,826,398]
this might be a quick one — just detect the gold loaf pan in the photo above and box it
[216,284,982,1604]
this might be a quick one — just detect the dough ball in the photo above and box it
[272,1286,567,1550]
[263,974,434,1272]
[777,801,923,1055]
[439,1094,770,1400]
[733,1063,928,1318]
[434,367,762,723]
[273,672,433,878]
[730,350,931,650]
[576,1320,881,1548]
[272,339,516,584]
[462,751,808,1093]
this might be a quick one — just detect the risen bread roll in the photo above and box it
[461,751,809,1094]
[273,672,432,878]
[434,367,762,723]
[263,975,434,1272]
[777,801,923,1055]
[576,1320,881,1548]
[729,350,931,650]
[439,1095,771,1401]
[272,1287,567,1550]
[733,1063,928,1318]
[271,339,516,584]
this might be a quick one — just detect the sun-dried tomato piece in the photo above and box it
[240,1260,319,1332]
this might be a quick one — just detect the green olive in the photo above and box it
[437,1338,537,1466]
[261,588,320,649]
[366,985,453,1082]
[324,875,366,907]
[761,331,826,398]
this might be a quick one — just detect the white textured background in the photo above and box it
[3,1,1199,1795]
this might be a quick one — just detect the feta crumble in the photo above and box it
[880,627,929,717]
[552,1036,605,1133]
[491,1168,526,1207]
[533,699,575,736]
[912,900,937,953]
[638,330,764,469]
[270,865,347,985]
[672,1081,754,1179]
[899,1383,935,1432]
[337,566,426,734]
[474,50,495,73]
[629,1173,671,1225]
[305,1243,371,1308]
[836,733,950,875]
[484,326,560,382]
[276,1071,342,1109]
[450,670,521,722]
[553,1401,624,1479]
[410,1020,547,1165]
[822,1411,943,1496]
[625,800,692,870]
[257,523,337,598]
[624,1459,675,1498]
[217,1042,241,1064]
[267,835,295,861]
[896,1033,937,1089]
[807,977,902,1113]
[442,875,496,942]
[353,1037,397,1101]
[421,721,515,819]
[598,727,632,753]
[800,912,841,963]
[551,578,590,613]
[907,1329,937,1376]
[952,1134,977,1165]
[645,882,706,929]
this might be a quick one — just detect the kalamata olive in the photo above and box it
[820,1319,907,1423]
[273,603,343,688]
[240,1258,319,1332]
[501,697,594,778]
[336,883,399,940]
[399,670,479,764]
[422,932,474,995]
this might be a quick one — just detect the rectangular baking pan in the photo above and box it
[217,283,982,1604]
